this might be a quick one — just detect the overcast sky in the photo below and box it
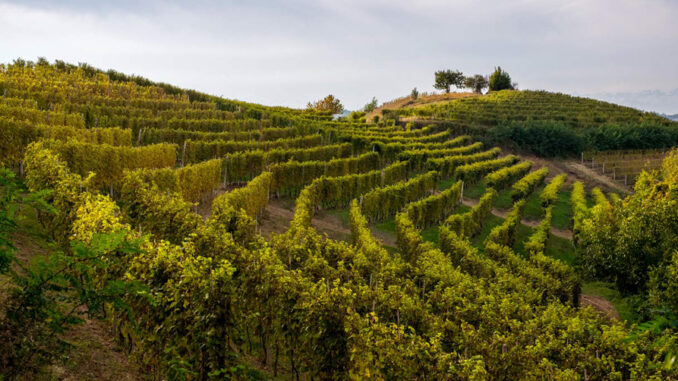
[0,0,677,113]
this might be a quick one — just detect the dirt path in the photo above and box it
[564,162,631,194]
[10,232,141,380]
[260,201,398,247]
[580,294,621,321]
[460,198,573,240]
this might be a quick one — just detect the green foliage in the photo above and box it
[511,166,549,201]
[405,180,462,228]
[445,188,497,238]
[44,140,177,190]
[570,181,588,244]
[361,171,439,222]
[426,147,501,178]
[486,121,584,157]
[183,135,323,164]
[410,87,419,100]
[5,59,677,379]
[307,94,344,114]
[488,66,513,91]
[454,154,519,184]
[484,160,533,189]
[577,151,678,295]
[120,170,203,245]
[269,152,380,196]
[363,97,378,112]
[223,143,353,183]
[464,74,488,94]
[433,69,465,93]
[0,170,143,376]
[540,173,567,207]
[525,205,553,256]
[487,199,526,247]
[212,172,272,219]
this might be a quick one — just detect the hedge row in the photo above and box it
[212,172,272,219]
[487,199,527,247]
[445,188,497,238]
[222,143,353,183]
[426,147,501,178]
[270,152,380,196]
[484,161,533,189]
[361,171,439,222]
[405,181,462,228]
[510,166,549,201]
[453,155,519,184]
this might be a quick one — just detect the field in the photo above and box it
[1,61,676,379]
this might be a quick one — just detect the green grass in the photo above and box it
[523,185,545,221]
[462,182,486,199]
[421,226,439,244]
[544,235,576,265]
[374,219,395,235]
[493,188,513,210]
[326,208,350,227]
[470,214,504,250]
[552,189,573,230]
[512,223,535,256]
[454,204,471,214]
[437,178,457,191]
[582,281,639,322]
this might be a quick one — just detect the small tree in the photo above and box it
[363,97,378,112]
[488,66,513,91]
[464,75,489,94]
[307,94,344,114]
[411,87,419,100]
[433,70,465,93]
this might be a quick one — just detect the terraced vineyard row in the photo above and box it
[582,148,671,185]
[1,61,674,379]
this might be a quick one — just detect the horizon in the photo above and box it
[0,0,676,114]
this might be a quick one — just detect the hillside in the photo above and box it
[393,90,675,128]
[1,61,677,379]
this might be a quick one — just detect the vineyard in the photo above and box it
[581,148,671,186]
[395,90,672,128]
[1,61,677,380]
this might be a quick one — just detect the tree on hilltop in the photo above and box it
[488,66,513,91]
[433,70,465,93]
[307,94,344,114]
[363,97,378,112]
[464,75,489,94]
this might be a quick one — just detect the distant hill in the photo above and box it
[390,90,675,129]
[662,113,678,121]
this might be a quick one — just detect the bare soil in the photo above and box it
[580,293,621,321]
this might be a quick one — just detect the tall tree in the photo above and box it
[433,70,465,93]
[307,95,344,114]
[488,66,513,91]
[464,75,489,94]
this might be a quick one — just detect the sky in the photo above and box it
[0,0,677,114]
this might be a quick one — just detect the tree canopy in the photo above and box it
[488,66,513,91]
[433,70,465,93]
[464,74,489,94]
[307,94,344,114]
